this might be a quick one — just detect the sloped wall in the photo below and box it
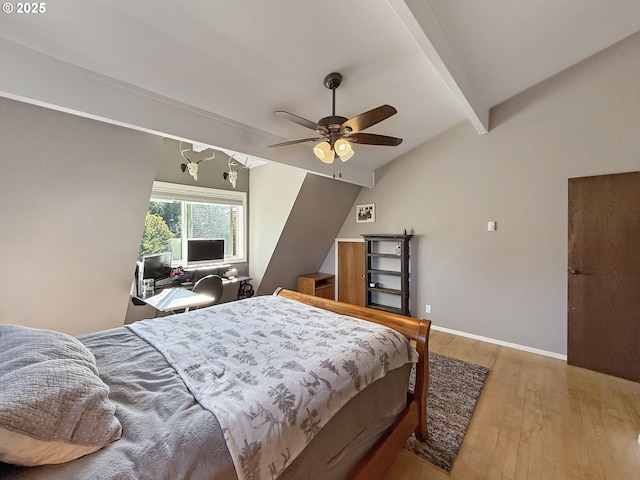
[249,163,307,292]
[257,174,361,295]
[0,97,160,335]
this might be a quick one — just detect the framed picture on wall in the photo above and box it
[356,203,375,223]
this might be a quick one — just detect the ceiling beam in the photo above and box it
[388,0,489,134]
[0,39,376,187]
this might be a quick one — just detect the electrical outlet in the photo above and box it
[425,304,431,314]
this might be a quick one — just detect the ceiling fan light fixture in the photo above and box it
[335,138,351,154]
[270,72,402,167]
[338,148,354,162]
[314,141,334,163]
[334,139,354,161]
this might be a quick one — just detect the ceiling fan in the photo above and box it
[267,72,402,164]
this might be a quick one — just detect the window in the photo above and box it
[139,181,246,264]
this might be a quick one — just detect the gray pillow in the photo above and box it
[0,324,122,466]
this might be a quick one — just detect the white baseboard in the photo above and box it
[431,325,568,361]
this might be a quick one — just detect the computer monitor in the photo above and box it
[142,252,173,280]
[187,238,224,265]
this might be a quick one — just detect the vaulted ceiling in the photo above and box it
[1,0,638,186]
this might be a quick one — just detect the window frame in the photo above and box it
[150,181,247,264]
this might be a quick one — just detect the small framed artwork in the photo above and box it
[356,203,375,223]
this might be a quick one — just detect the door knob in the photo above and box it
[568,267,590,275]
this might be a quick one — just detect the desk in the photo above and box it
[133,276,253,308]
[139,287,214,313]
[173,276,252,300]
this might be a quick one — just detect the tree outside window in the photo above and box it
[139,212,174,260]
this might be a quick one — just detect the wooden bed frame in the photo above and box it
[274,288,431,480]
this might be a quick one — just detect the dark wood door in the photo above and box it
[337,241,365,306]
[568,171,640,382]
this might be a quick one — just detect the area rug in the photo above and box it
[404,352,489,472]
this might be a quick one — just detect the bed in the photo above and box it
[0,288,430,480]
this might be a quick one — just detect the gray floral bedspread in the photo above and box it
[127,295,417,480]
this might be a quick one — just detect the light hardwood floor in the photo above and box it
[385,330,640,480]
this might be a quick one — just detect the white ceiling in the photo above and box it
[1,0,638,186]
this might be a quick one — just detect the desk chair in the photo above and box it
[192,274,224,308]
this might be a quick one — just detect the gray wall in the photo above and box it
[156,138,249,192]
[0,97,160,335]
[333,32,640,356]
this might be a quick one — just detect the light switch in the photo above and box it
[488,221,497,232]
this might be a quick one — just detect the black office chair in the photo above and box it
[192,274,224,307]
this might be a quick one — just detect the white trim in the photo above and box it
[152,181,245,206]
[431,325,567,361]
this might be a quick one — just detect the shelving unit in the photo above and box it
[362,234,412,316]
[296,272,335,300]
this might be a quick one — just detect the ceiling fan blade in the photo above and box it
[274,111,327,133]
[347,132,403,146]
[341,105,398,133]
[267,137,323,148]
